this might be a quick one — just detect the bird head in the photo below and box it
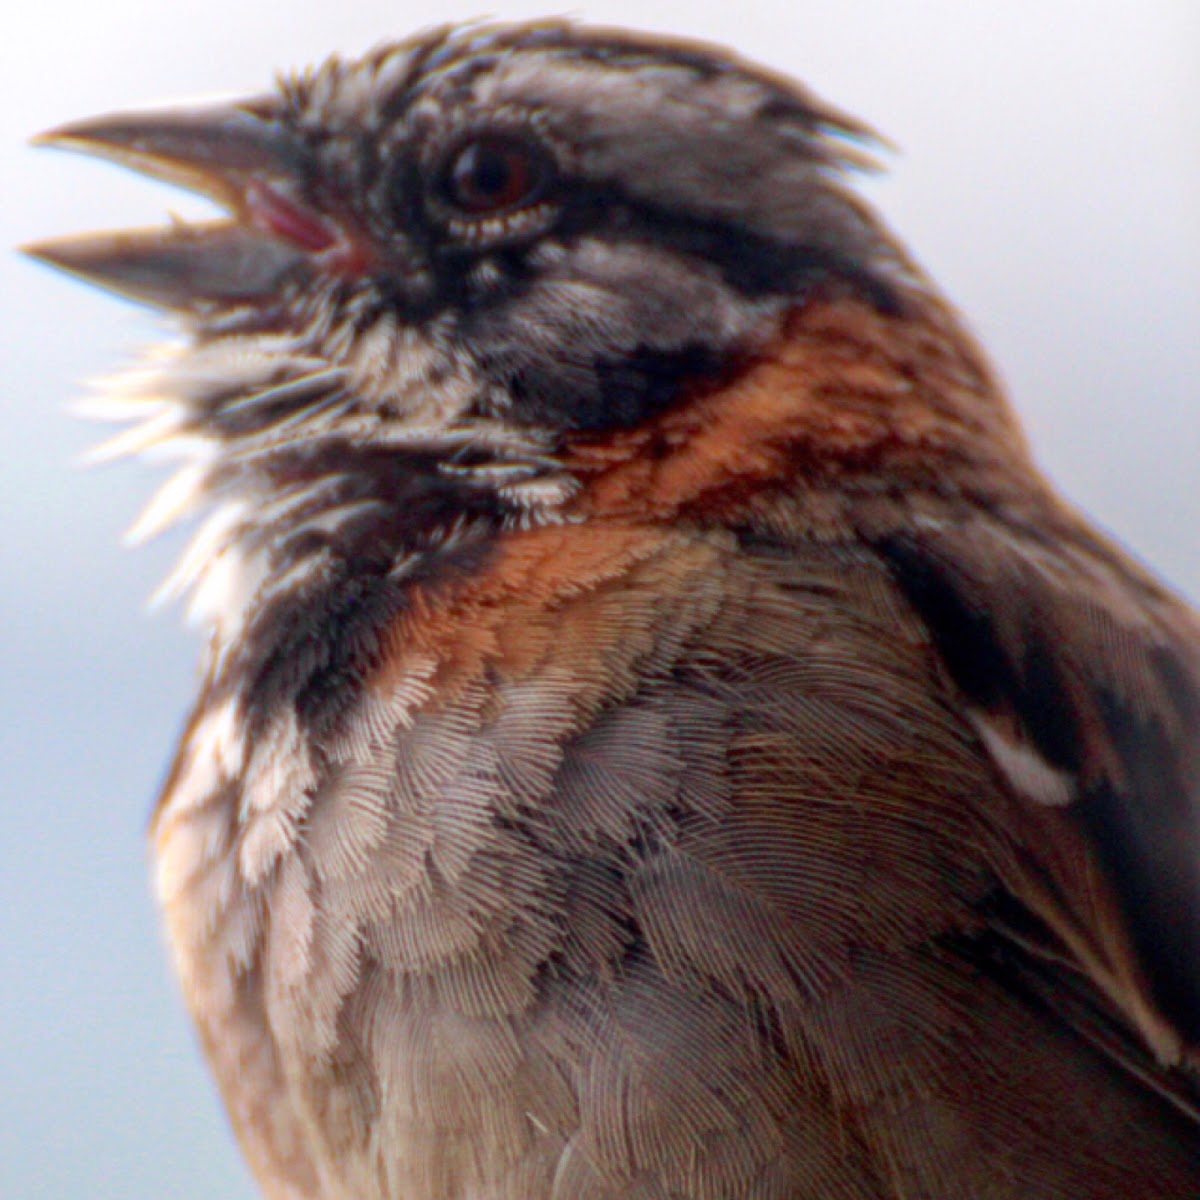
[26,21,935,645]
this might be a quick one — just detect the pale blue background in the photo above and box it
[3,2,1198,1197]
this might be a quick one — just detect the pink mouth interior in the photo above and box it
[244,181,336,252]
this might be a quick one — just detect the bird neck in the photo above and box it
[559,291,1041,528]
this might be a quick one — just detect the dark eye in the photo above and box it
[441,136,550,215]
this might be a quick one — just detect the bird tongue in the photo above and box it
[23,99,339,310]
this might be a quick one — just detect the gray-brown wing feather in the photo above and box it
[872,511,1200,1061]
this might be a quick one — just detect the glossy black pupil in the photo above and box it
[450,140,535,212]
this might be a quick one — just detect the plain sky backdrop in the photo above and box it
[3,2,1198,1197]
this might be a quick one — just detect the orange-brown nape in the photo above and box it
[564,289,1040,526]
[365,521,697,707]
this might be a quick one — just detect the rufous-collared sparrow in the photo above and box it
[27,19,1200,1199]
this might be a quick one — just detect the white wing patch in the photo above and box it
[969,710,1077,809]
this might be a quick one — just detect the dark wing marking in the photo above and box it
[873,515,1200,1063]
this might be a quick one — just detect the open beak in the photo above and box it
[23,99,344,311]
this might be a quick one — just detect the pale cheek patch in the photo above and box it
[969,711,1077,809]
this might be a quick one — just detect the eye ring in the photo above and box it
[438,134,552,216]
